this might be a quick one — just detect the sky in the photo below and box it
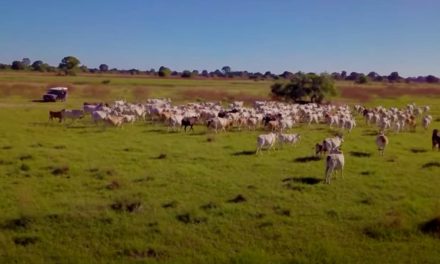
[1,0,440,76]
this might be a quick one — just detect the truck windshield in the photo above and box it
[48,90,61,95]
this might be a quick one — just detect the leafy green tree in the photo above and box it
[271,73,336,103]
[158,66,171,77]
[31,60,50,72]
[58,56,80,75]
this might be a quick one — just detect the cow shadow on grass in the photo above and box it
[143,129,164,133]
[232,150,256,156]
[29,122,54,127]
[410,148,428,154]
[282,177,322,185]
[188,131,206,136]
[362,130,379,136]
[349,151,372,158]
[294,156,321,163]
[65,125,88,129]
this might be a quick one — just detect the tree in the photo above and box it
[331,72,342,80]
[31,60,50,72]
[356,74,369,84]
[58,56,80,75]
[201,70,209,77]
[388,72,401,82]
[270,73,336,103]
[181,70,192,78]
[11,60,25,70]
[99,64,109,72]
[345,72,361,81]
[158,66,171,77]
[426,75,439,83]
[340,71,347,79]
[79,65,89,73]
[222,66,231,75]
[280,71,294,79]
[367,72,377,80]
[22,58,31,67]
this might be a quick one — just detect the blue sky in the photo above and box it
[1,0,439,76]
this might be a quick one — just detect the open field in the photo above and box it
[1,73,440,263]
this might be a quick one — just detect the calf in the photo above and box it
[49,110,63,123]
[256,132,277,154]
[325,148,345,184]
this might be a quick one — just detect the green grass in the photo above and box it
[0,73,440,263]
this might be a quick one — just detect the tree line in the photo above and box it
[0,56,439,84]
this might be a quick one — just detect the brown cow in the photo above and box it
[49,111,63,123]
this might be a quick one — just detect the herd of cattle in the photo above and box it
[48,99,439,184]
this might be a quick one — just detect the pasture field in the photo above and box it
[0,72,440,263]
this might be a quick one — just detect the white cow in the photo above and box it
[277,133,300,146]
[422,115,432,130]
[256,132,277,154]
[325,148,345,184]
[207,117,230,133]
[323,135,344,153]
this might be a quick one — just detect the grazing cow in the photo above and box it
[61,109,84,122]
[376,132,389,156]
[256,132,277,154]
[181,116,197,132]
[49,110,63,123]
[325,148,345,184]
[432,129,440,150]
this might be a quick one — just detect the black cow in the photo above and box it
[182,117,198,132]
[262,113,282,126]
[433,129,440,150]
